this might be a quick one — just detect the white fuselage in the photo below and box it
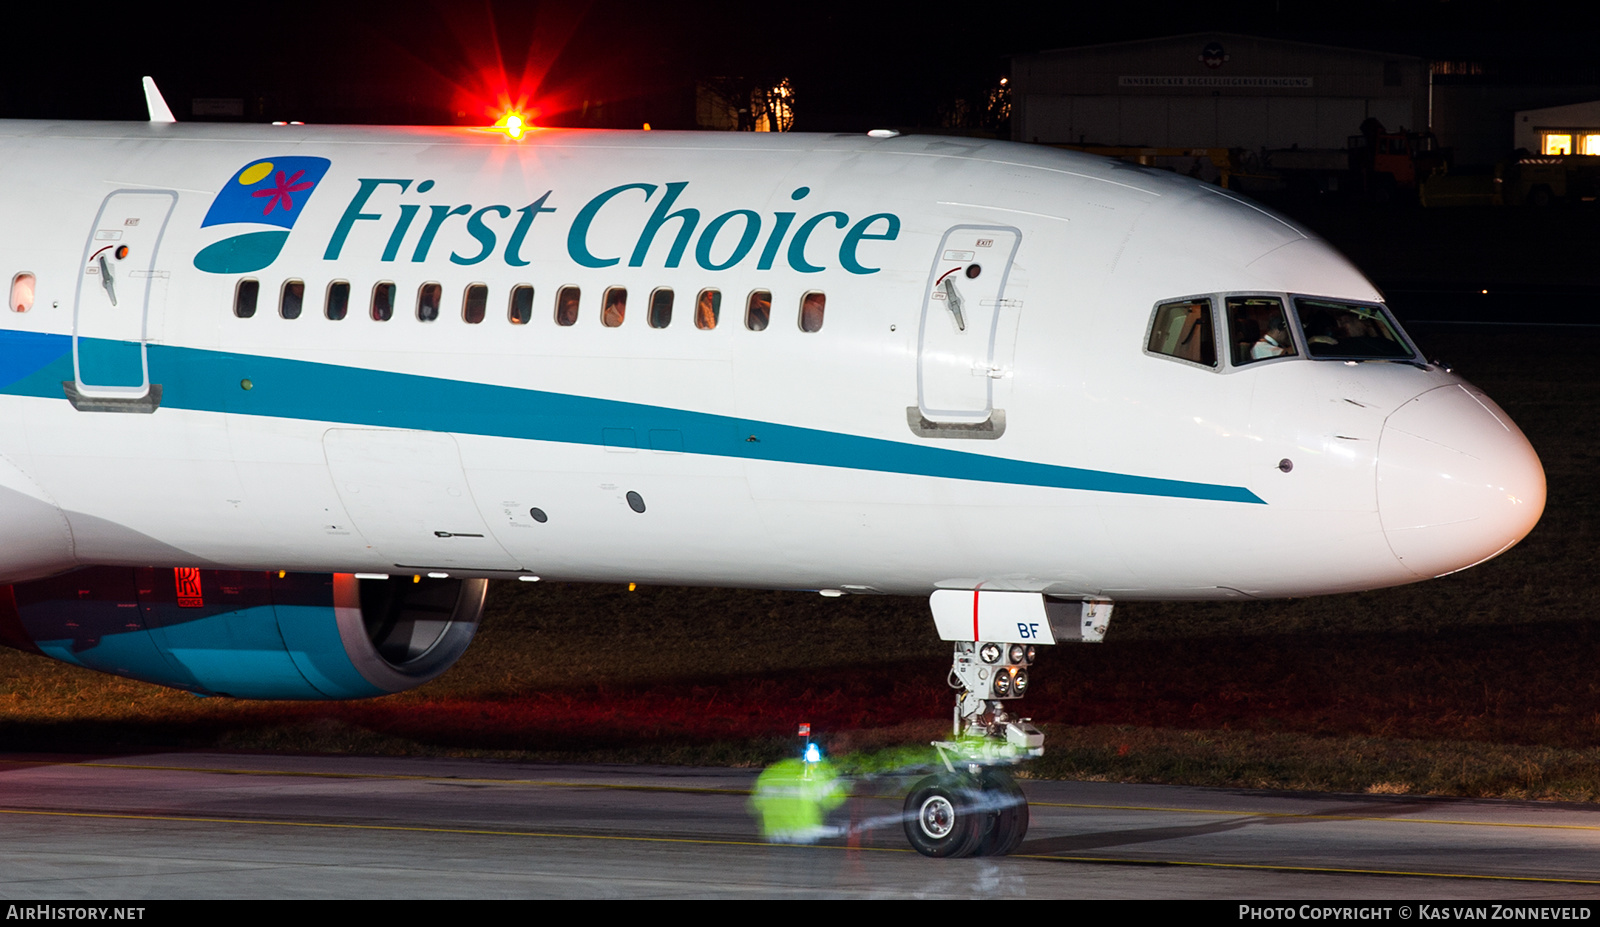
[0,122,1545,598]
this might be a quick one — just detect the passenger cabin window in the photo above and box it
[695,288,721,330]
[234,279,259,318]
[508,285,534,324]
[10,273,34,312]
[649,288,673,328]
[1294,298,1414,360]
[799,291,825,332]
[419,283,444,323]
[1146,298,1216,368]
[745,290,771,331]
[371,282,396,322]
[326,281,350,321]
[1228,296,1296,365]
[555,286,580,326]
[280,279,304,320]
[417,282,442,322]
[463,284,488,324]
[602,287,627,327]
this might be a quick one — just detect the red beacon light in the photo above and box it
[493,111,529,140]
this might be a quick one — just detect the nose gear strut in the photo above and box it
[902,591,1114,858]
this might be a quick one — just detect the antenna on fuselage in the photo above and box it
[142,77,176,124]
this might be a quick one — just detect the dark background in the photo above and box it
[8,1,1600,131]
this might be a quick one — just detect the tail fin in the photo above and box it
[142,76,176,123]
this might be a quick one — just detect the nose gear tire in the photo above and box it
[973,768,1029,857]
[904,773,984,858]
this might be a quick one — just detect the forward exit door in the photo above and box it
[72,190,176,404]
[916,225,1021,425]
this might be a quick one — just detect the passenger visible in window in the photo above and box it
[556,286,580,326]
[326,281,350,320]
[280,280,304,319]
[799,292,825,332]
[695,289,720,330]
[1252,316,1292,359]
[745,290,771,331]
[372,282,395,321]
[417,282,442,322]
[10,273,34,312]
[602,287,627,327]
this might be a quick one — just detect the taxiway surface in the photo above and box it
[1,753,1596,899]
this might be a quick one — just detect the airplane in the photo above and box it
[0,82,1545,858]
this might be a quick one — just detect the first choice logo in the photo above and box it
[193,156,332,274]
[321,179,901,276]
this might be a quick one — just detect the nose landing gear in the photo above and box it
[901,641,1042,859]
[904,591,1113,858]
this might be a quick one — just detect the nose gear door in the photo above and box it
[916,225,1021,426]
[71,190,176,407]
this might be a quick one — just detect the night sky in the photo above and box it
[5,1,1600,130]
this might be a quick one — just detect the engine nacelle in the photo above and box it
[0,568,485,699]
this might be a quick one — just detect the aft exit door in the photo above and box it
[72,190,176,404]
[916,225,1021,425]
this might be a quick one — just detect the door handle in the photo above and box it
[940,277,966,331]
[97,255,118,307]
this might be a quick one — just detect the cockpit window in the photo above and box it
[1293,298,1414,360]
[1146,298,1216,367]
[1227,296,1297,366]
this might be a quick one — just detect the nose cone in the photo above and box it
[1378,385,1546,578]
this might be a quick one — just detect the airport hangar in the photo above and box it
[1007,32,1600,169]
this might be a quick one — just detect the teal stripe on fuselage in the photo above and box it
[0,332,1265,504]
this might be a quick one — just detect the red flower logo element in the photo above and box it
[252,170,314,216]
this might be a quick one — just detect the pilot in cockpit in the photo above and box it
[1251,316,1293,359]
